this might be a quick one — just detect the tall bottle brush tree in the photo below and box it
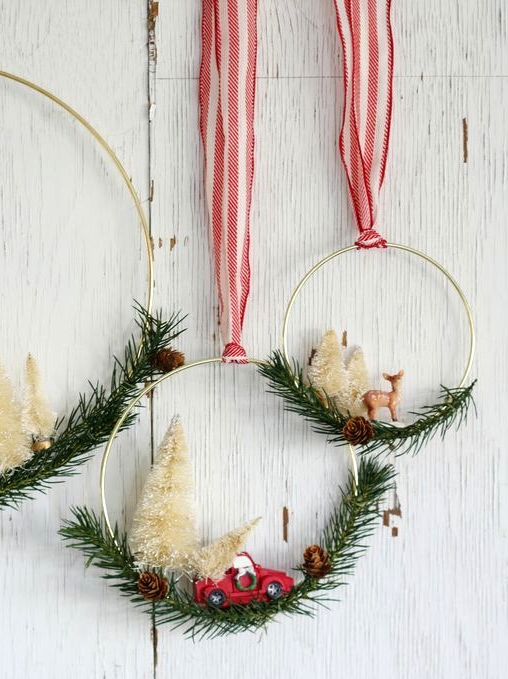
[129,416,199,574]
[129,416,260,579]
[0,363,31,473]
[308,330,370,416]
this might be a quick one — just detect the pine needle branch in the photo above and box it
[289,457,395,605]
[0,305,186,509]
[259,351,476,458]
[60,507,137,579]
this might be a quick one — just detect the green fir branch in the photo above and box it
[259,351,476,458]
[0,304,185,509]
[60,506,140,599]
[59,456,395,639]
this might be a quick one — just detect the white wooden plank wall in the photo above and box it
[0,1,506,678]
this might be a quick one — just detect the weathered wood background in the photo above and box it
[1,1,506,677]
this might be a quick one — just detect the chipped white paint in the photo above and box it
[0,1,507,678]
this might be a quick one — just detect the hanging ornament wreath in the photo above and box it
[60,359,396,639]
[60,0,394,638]
[260,0,476,454]
[0,71,185,508]
[261,246,476,459]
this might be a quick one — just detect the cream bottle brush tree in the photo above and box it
[0,363,31,474]
[307,330,370,417]
[129,416,199,573]
[193,517,261,581]
[23,354,56,451]
[0,355,55,474]
[129,416,260,579]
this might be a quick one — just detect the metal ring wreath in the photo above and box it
[260,0,478,459]
[0,71,185,508]
[260,243,476,460]
[60,358,397,639]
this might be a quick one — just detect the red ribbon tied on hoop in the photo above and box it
[199,0,258,363]
[333,0,394,249]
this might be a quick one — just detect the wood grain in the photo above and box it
[0,1,507,677]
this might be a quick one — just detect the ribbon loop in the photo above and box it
[333,0,394,240]
[199,0,258,357]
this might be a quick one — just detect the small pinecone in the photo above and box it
[152,348,185,373]
[137,572,169,601]
[343,416,374,446]
[303,545,331,579]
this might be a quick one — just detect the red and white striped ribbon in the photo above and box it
[333,0,394,248]
[199,0,258,362]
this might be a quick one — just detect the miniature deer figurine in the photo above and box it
[362,370,404,421]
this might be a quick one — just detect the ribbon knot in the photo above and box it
[355,229,387,250]
[222,343,248,364]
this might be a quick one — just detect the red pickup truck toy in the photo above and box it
[193,552,294,608]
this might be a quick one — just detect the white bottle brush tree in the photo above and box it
[307,330,370,416]
[193,517,261,581]
[23,354,56,449]
[129,416,260,579]
[0,355,55,474]
[0,363,31,473]
[129,416,199,574]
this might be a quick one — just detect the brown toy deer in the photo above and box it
[362,370,404,421]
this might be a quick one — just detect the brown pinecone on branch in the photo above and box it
[152,348,185,373]
[137,571,169,600]
[343,415,374,446]
[302,544,331,578]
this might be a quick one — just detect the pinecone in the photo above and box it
[152,348,185,373]
[136,572,169,601]
[343,416,374,446]
[303,545,331,578]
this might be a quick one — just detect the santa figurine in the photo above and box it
[233,553,256,584]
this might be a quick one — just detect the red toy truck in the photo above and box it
[193,552,294,608]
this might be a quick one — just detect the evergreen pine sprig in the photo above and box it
[0,305,185,509]
[60,456,395,639]
[259,351,476,458]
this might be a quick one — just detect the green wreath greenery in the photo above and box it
[60,455,395,639]
[0,305,184,509]
[259,351,476,457]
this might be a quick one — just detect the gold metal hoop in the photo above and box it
[100,357,270,541]
[281,243,475,389]
[0,70,154,315]
[281,243,474,478]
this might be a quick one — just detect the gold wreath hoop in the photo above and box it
[0,70,154,315]
[281,243,476,477]
[100,357,269,541]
